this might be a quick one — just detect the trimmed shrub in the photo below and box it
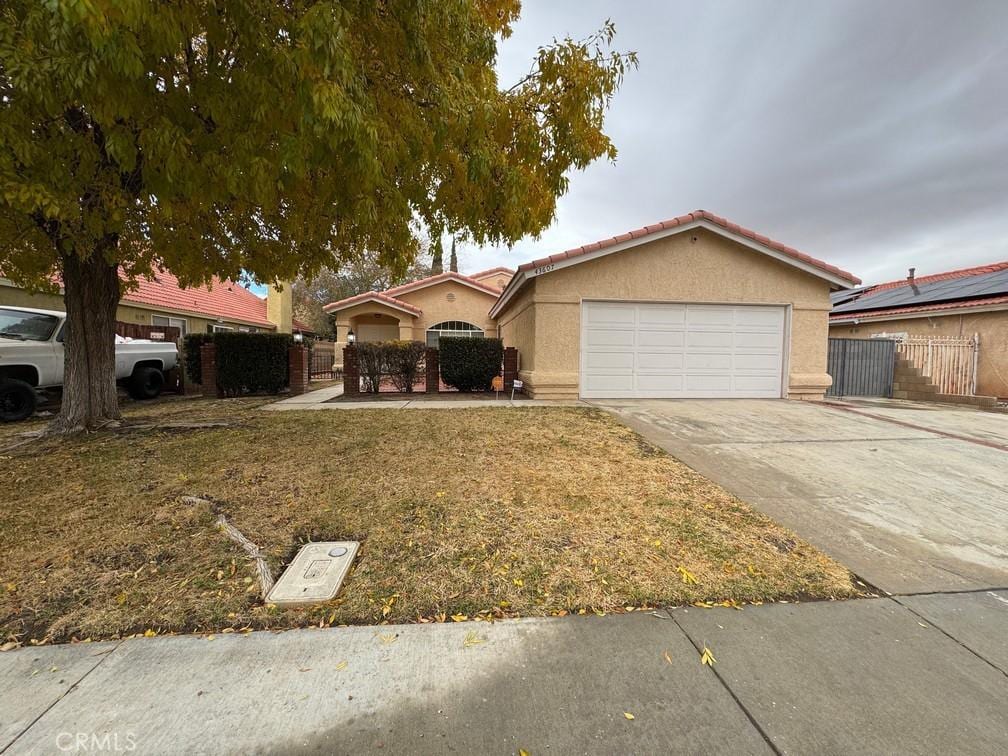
[182,333,214,384]
[386,341,426,392]
[214,332,293,396]
[356,342,387,393]
[439,337,503,392]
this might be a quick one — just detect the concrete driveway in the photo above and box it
[599,398,1008,595]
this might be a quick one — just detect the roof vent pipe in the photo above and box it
[907,267,915,282]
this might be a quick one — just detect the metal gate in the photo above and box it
[308,342,337,380]
[826,338,896,398]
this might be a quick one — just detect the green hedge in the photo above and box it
[439,337,503,392]
[215,332,293,395]
[182,332,293,395]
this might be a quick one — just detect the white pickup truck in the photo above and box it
[0,306,179,422]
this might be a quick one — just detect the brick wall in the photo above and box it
[199,343,222,398]
[288,345,309,396]
[343,345,360,397]
[503,347,518,391]
[425,348,440,393]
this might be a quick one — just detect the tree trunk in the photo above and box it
[49,246,123,433]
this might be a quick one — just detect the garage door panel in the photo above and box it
[583,373,635,392]
[636,374,685,391]
[685,353,733,370]
[685,374,732,392]
[687,330,734,348]
[637,330,685,348]
[585,328,635,347]
[584,303,636,325]
[638,305,686,325]
[636,352,685,370]
[686,306,735,326]
[735,331,783,348]
[738,308,785,327]
[733,376,783,394]
[581,301,786,399]
[584,351,636,369]
[733,353,781,371]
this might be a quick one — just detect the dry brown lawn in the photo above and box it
[1,397,859,645]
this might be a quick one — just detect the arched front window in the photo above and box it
[426,321,484,347]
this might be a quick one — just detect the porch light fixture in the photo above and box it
[347,330,356,344]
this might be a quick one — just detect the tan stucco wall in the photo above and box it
[495,280,537,373]
[395,281,498,340]
[830,310,1008,398]
[496,229,836,399]
[471,271,513,290]
[0,284,268,334]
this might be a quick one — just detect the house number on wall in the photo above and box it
[533,264,555,276]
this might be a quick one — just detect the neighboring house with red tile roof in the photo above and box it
[0,268,308,336]
[829,260,1008,398]
[330,210,858,401]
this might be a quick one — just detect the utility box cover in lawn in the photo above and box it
[266,542,359,606]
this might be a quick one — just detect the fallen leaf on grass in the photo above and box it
[700,645,716,666]
[677,566,697,585]
[451,613,468,622]
[0,642,20,652]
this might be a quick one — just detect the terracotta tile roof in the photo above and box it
[517,209,861,286]
[830,293,1008,321]
[864,260,1008,293]
[383,270,503,297]
[322,290,423,315]
[325,270,502,314]
[122,268,277,327]
[468,266,515,281]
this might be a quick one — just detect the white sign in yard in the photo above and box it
[266,541,359,605]
[512,379,523,389]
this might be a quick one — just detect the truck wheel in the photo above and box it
[129,366,165,400]
[0,379,38,422]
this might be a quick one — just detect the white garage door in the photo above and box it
[580,301,786,398]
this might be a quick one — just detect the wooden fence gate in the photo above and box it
[894,334,978,396]
[826,338,896,398]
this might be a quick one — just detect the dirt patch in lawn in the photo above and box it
[0,398,859,645]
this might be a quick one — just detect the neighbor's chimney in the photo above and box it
[907,267,916,282]
[267,281,293,334]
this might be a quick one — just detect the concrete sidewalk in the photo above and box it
[263,384,588,411]
[3,593,1006,754]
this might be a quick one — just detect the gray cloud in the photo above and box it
[459,0,1008,285]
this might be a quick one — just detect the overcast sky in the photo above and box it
[453,0,1008,286]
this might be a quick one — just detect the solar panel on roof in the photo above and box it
[831,267,1008,314]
